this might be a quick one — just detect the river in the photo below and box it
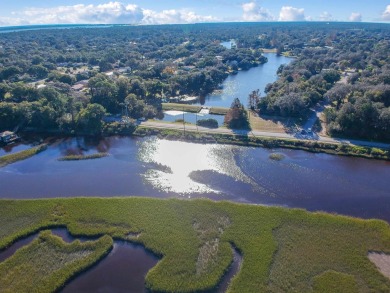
[1,136,389,223]
[158,53,291,124]
[1,51,389,292]
[199,53,291,108]
[1,136,390,292]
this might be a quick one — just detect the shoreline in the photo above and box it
[1,125,389,168]
[133,126,390,161]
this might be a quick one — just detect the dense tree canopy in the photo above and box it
[0,22,389,140]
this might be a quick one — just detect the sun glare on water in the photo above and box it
[138,138,254,195]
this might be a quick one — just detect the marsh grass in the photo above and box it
[58,153,108,161]
[0,144,47,167]
[0,198,390,292]
[269,153,285,161]
[0,230,112,293]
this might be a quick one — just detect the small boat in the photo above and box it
[0,131,20,145]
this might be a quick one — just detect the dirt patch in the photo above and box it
[368,252,390,279]
[193,215,231,275]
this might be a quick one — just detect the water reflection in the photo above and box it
[138,138,256,195]
[200,53,292,108]
[1,136,390,222]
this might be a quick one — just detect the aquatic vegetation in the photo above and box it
[58,153,108,161]
[0,198,390,292]
[0,231,112,293]
[0,144,47,168]
[269,153,285,161]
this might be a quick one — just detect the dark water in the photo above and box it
[0,227,159,293]
[1,136,389,223]
[62,241,158,293]
[1,136,390,292]
[199,53,292,108]
[0,228,80,263]
[0,142,32,156]
[217,246,242,293]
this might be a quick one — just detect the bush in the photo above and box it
[197,118,219,128]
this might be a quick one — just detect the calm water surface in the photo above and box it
[1,136,390,292]
[0,227,159,293]
[198,53,292,108]
[1,136,389,222]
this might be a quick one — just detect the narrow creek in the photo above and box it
[0,228,158,292]
[217,246,243,292]
[0,228,243,293]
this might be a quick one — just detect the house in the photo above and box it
[71,84,85,91]
[105,72,115,79]
[0,131,19,144]
[71,80,89,91]
[117,67,132,74]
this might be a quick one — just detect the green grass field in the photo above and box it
[0,198,390,292]
[162,103,202,113]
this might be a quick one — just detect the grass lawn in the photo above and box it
[0,198,390,292]
[162,103,201,113]
[209,107,229,115]
[248,111,295,133]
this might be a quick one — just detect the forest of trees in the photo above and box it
[256,24,390,141]
[0,22,389,140]
[0,23,269,134]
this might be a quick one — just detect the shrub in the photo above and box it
[197,118,219,128]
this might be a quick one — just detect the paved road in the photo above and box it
[140,121,390,149]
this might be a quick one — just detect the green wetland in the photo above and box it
[1,198,390,292]
[1,136,390,292]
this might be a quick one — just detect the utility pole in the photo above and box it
[196,111,198,131]
[183,106,185,136]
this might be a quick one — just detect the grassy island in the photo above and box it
[0,198,390,292]
[58,152,108,161]
[0,144,47,168]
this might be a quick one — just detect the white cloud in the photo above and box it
[19,2,144,25]
[279,6,305,21]
[0,17,25,26]
[142,9,217,25]
[319,11,333,21]
[349,12,362,22]
[0,1,216,26]
[242,1,274,21]
[382,5,390,21]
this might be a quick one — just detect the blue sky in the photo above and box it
[1,1,390,26]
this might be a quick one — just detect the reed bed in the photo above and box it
[58,153,108,161]
[0,144,47,167]
[1,198,390,292]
